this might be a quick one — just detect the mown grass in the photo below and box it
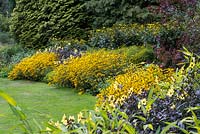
[0,78,96,133]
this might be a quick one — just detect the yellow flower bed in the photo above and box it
[48,49,126,93]
[8,52,58,81]
[96,64,174,107]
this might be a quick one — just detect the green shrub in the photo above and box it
[0,0,15,16]
[0,45,23,67]
[46,107,136,134]
[0,65,13,78]
[10,0,91,48]
[88,23,161,49]
[0,45,34,68]
[85,0,160,28]
[0,32,14,44]
[0,14,10,32]
[119,46,154,64]
[47,38,88,63]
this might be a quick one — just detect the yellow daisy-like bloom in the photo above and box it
[61,114,67,123]
[141,98,147,105]
[77,112,84,123]
[69,116,75,121]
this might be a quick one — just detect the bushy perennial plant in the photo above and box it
[46,107,136,134]
[47,38,87,63]
[119,50,200,133]
[48,49,126,94]
[97,64,174,107]
[8,52,58,81]
[89,23,161,49]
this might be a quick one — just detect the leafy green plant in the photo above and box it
[0,13,10,32]
[85,0,160,28]
[47,38,88,63]
[10,0,91,48]
[0,90,42,134]
[46,106,136,134]
[0,32,14,44]
[0,0,15,16]
[88,23,161,49]
[0,45,23,67]
[119,49,200,133]
[0,45,35,78]
[160,106,200,134]
[0,65,13,78]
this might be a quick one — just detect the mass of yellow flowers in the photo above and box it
[48,49,127,92]
[96,64,174,107]
[8,52,58,81]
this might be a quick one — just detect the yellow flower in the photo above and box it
[46,127,52,131]
[54,121,61,129]
[77,112,83,123]
[8,52,58,80]
[170,104,176,109]
[61,114,67,123]
[69,116,75,121]
[167,86,174,97]
[141,98,147,105]
[96,64,174,108]
[146,105,152,112]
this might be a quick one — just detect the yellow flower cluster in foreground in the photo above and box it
[97,64,174,107]
[8,52,58,80]
[48,50,126,92]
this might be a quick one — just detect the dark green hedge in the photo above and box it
[85,0,160,28]
[10,0,91,48]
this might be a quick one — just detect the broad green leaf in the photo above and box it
[155,126,161,134]
[123,123,136,134]
[0,90,16,106]
[161,121,177,134]
[134,115,146,122]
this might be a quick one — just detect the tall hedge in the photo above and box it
[85,0,160,28]
[10,0,91,48]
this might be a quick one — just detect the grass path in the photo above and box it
[0,78,96,133]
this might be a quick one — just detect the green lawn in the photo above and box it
[0,78,96,133]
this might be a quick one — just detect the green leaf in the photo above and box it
[0,90,17,106]
[161,121,177,134]
[155,126,161,134]
[134,115,146,122]
[123,123,136,134]
[143,124,153,131]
